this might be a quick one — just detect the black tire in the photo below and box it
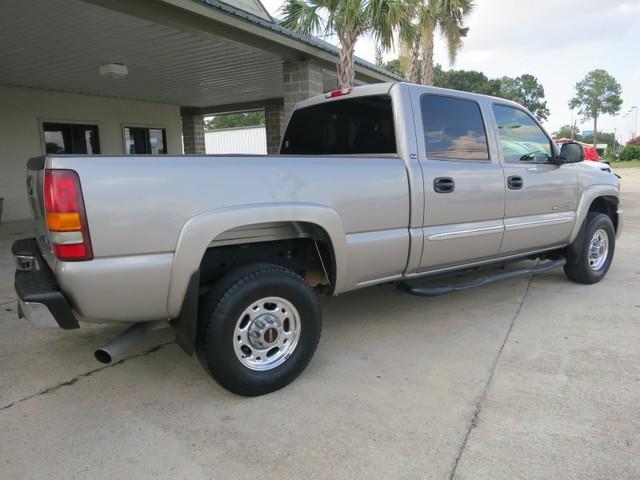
[564,212,615,284]
[198,263,322,396]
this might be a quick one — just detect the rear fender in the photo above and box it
[167,202,347,318]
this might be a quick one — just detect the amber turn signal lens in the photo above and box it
[47,212,82,231]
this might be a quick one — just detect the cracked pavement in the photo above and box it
[1,342,174,412]
[1,170,639,480]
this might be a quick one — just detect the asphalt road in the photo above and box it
[1,169,639,480]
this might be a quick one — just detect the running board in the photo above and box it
[399,257,566,297]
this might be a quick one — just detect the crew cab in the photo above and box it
[13,83,622,396]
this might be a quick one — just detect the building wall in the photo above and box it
[0,85,182,222]
[205,127,267,154]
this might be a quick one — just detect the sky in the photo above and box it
[262,0,640,142]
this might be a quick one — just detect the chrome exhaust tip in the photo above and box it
[94,348,113,364]
[94,321,166,364]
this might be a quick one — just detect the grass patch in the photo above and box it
[610,160,640,169]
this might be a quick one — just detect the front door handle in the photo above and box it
[433,177,455,193]
[507,175,523,190]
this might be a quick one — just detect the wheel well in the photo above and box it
[198,222,336,294]
[588,196,619,231]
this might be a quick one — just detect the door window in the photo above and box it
[420,95,490,161]
[493,105,552,163]
[43,122,100,154]
[124,127,167,154]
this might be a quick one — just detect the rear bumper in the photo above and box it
[12,238,79,330]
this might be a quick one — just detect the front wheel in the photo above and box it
[564,212,615,284]
[198,264,322,396]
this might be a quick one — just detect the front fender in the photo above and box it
[166,202,348,318]
[568,185,620,243]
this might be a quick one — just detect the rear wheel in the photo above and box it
[198,264,322,396]
[564,212,615,284]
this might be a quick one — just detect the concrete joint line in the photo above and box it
[447,276,535,480]
[0,341,174,411]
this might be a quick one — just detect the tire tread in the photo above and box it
[199,264,321,396]
[564,212,615,284]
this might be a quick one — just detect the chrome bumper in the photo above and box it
[17,298,60,328]
[13,238,79,330]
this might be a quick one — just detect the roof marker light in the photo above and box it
[325,87,352,98]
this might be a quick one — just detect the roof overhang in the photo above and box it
[85,0,398,85]
[0,0,398,110]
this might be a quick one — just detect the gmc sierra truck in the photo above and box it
[13,83,622,396]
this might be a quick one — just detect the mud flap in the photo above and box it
[172,270,200,355]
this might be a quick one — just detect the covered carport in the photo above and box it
[0,0,397,222]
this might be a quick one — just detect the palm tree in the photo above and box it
[280,0,411,89]
[402,0,473,85]
[375,45,384,67]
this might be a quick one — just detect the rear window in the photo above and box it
[280,95,396,155]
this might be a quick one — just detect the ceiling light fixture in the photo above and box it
[99,63,128,79]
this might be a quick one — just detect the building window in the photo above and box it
[43,122,100,154]
[124,127,167,154]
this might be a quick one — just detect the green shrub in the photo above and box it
[619,145,640,161]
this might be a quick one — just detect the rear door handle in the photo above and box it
[433,177,455,193]
[507,175,523,190]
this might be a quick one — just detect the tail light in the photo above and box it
[44,169,93,261]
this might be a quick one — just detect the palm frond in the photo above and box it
[366,0,409,49]
[433,0,474,65]
[438,18,460,64]
[279,0,327,36]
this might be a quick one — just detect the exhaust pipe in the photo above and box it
[94,321,166,364]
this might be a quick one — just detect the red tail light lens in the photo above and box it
[44,169,93,261]
[53,243,91,260]
[325,87,352,98]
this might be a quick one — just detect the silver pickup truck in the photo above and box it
[13,83,622,396]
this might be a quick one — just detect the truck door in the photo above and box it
[490,104,578,254]
[410,91,506,270]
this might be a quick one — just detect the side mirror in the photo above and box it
[559,142,584,163]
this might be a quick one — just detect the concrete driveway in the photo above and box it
[1,170,639,480]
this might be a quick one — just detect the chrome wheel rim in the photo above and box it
[588,228,609,271]
[233,296,301,371]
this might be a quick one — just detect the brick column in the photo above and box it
[265,101,285,154]
[283,60,324,126]
[181,110,205,154]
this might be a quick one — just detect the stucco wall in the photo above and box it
[0,86,182,222]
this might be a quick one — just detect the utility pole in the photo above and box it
[633,106,638,140]
[569,82,576,140]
